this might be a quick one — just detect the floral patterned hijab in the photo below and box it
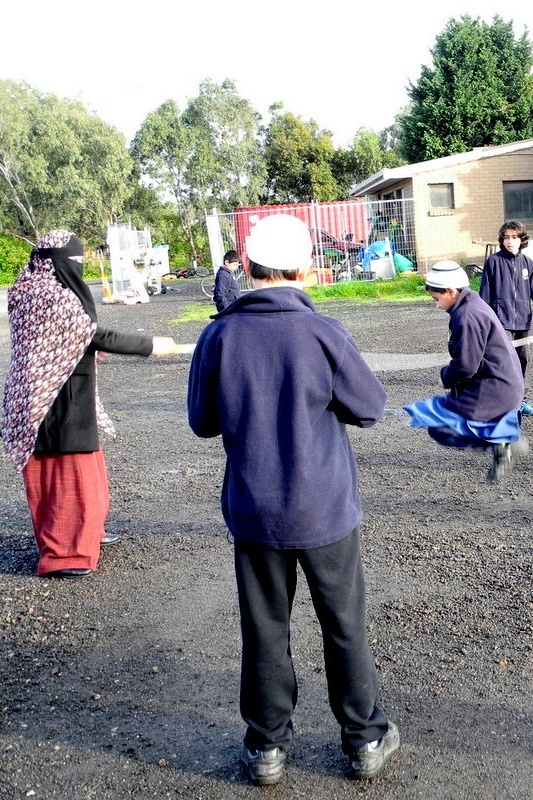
[2,229,113,470]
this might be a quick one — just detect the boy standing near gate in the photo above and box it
[213,249,241,312]
[188,214,399,786]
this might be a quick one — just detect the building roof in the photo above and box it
[350,139,533,197]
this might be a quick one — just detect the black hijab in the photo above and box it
[32,234,97,322]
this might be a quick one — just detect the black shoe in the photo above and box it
[351,721,400,780]
[487,443,511,483]
[240,745,286,785]
[101,533,121,545]
[46,568,93,578]
[487,437,529,483]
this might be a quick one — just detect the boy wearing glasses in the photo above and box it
[479,220,533,415]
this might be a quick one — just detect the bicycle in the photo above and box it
[162,261,211,282]
[161,262,212,294]
[331,252,365,282]
[201,275,216,299]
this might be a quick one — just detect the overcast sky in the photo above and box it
[3,1,533,148]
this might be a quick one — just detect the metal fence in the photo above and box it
[206,198,416,284]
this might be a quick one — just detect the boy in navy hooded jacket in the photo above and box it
[405,261,527,483]
[213,249,241,312]
[188,214,399,786]
[479,220,533,415]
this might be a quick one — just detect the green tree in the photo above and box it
[183,78,266,210]
[332,128,405,195]
[123,181,170,240]
[398,15,533,163]
[130,99,204,263]
[131,81,266,264]
[263,107,338,203]
[0,81,135,244]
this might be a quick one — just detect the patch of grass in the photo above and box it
[172,303,214,324]
[307,274,428,304]
[169,272,481,323]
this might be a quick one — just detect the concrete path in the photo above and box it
[0,286,448,371]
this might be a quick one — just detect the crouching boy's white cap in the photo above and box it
[425,260,470,289]
[245,214,313,271]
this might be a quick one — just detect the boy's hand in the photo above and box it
[151,337,196,356]
[170,343,196,354]
[151,336,178,356]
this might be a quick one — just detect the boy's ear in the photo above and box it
[244,257,251,276]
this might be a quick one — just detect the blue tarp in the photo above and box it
[359,239,394,271]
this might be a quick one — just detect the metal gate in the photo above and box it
[206,198,416,284]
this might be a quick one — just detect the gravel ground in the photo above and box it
[1,279,532,800]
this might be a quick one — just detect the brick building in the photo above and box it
[350,139,533,271]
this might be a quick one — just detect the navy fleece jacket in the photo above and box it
[188,287,386,548]
[441,288,523,420]
[213,266,241,312]
[479,248,533,330]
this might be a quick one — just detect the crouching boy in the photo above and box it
[404,260,528,482]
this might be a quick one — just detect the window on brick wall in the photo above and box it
[503,181,533,224]
[429,183,455,209]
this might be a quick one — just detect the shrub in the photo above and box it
[83,257,108,281]
[0,235,31,286]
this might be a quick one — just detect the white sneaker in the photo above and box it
[240,745,286,785]
[351,721,400,780]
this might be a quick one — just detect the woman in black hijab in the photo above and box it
[2,229,176,578]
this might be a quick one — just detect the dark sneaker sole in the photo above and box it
[248,771,284,786]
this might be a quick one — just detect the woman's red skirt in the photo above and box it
[23,449,110,576]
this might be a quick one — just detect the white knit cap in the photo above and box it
[245,214,313,271]
[425,260,470,289]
